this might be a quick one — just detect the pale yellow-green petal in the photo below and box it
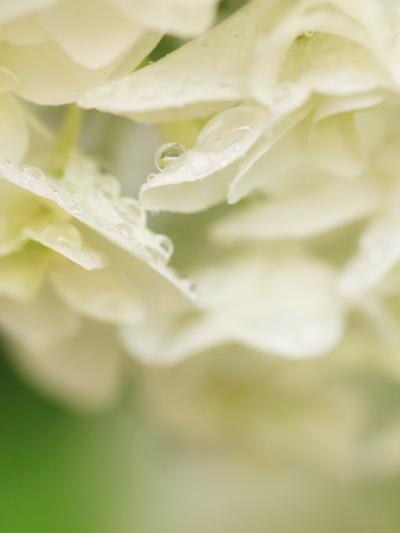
[79,2,265,122]
[38,0,146,69]
[140,106,268,213]
[212,178,378,242]
[114,0,218,37]
[0,94,28,162]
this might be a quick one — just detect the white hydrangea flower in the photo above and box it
[78,0,400,365]
[3,0,400,420]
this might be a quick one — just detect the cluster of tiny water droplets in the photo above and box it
[0,155,172,266]
[0,155,196,300]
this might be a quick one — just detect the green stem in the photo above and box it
[53,104,82,176]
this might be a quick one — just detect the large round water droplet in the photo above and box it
[154,142,185,170]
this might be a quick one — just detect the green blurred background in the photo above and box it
[3,339,400,533]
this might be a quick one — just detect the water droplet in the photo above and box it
[41,223,82,249]
[70,205,82,216]
[20,165,45,183]
[29,166,45,180]
[120,197,143,224]
[155,234,173,258]
[154,142,185,170]
[300,30,314,38]
[115,222,133,237]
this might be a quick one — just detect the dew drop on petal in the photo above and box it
[154,142,185,170]
[115,222,133,237]
[42,223,82,249]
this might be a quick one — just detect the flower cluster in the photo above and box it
[2,1,400,477]
[81,0,400,368]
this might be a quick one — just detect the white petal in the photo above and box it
[228,106,310,203]
[140,106,268,213]
[0,244,50,301]
[0,0,56,23]
[197,251,344,359]
[0,14,50,45]
[307,112,368,179]
[0,40,138,105]
[120,312,223,365]
[0,182,45,255]
[26,221,106,270]
[340,215,400,298]
[79,2,264,121]
[50,260,145,323]
[0,156,195,309]
[213,178,378,241]
[123,251,345,363]
[0,95,28,162]
[10,321,122,411]
[250,2,387,115]
[114,0,218,37]
[0,288,79,353]
[38,0,147,69]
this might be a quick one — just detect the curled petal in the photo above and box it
[141,106,269,213]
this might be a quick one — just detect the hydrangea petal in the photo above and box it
[250,2,386,114]
[120,312,224,365]
[50,261,145,323]
[26,222,106,270]
[0,156,195,311]
[78,2,265,121]
[228,106,310,203]
[0,244,50,301]
[140,106,269,213]
[0,14,50,45]
[0,288,79,353]
[330,0,400,82]
[122,251,344,363]
[0,0,56,23]
[0,182,49,255]
[10,321,121,410]
[0,94,28,162]
[38,0,147,69]
[213,178,378,242]
[308,112,368,179]
[339,215,400,299]
[113,0,218,37]
[0,38,149,105]
[0,179,105,270]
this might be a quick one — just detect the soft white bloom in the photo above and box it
[3,0,400,411]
